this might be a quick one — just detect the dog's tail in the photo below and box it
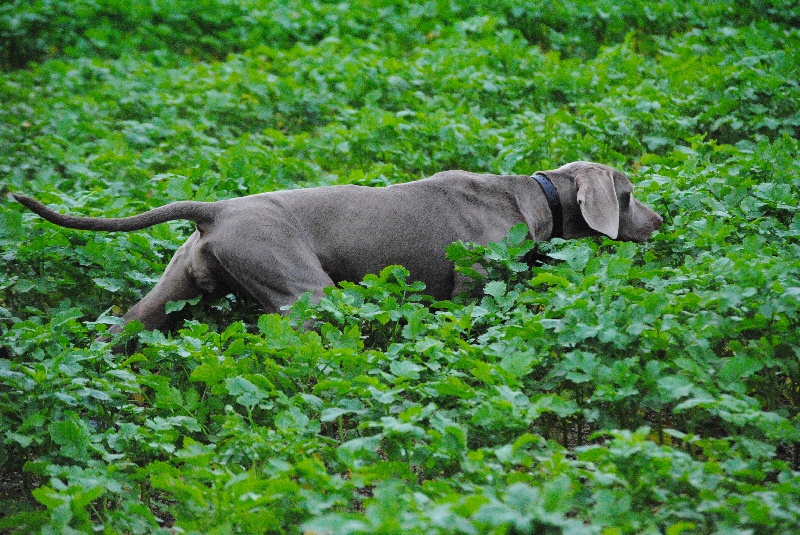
[12,194,219,232]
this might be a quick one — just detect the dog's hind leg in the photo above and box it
[111,232,207,333]
[203,222,335,317]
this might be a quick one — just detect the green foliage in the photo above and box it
[2,0,800,533]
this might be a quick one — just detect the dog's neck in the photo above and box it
[532,172,563,239]
[537,169,599,240]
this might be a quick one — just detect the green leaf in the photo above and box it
[48,414,91,462]
[320,406,367,422]
[32,486,64,509]
[507,223,530,244]
[719,356,764,388]
[484,280,507,299]
[92,277,124,292]
[226,376,270,409]
[164,296,202,314]
[389,360,423,380]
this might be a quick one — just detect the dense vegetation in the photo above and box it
[1,0,799,532]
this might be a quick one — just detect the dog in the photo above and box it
[13,161,663,333]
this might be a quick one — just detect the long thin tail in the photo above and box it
[12,194,219,231]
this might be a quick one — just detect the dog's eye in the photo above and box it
[620,192,632,206]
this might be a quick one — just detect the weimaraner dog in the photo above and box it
[14,161,662,332]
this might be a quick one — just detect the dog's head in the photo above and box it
[546,161,663,242]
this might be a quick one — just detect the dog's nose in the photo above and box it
[654,213,664,228]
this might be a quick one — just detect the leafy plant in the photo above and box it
[2,0,799,532]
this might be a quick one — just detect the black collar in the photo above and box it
[532,172,563,239]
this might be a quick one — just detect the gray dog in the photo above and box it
[14,161,662,332]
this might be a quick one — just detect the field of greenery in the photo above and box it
[1,0,799,532]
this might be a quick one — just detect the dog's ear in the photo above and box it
[575,166,619,239]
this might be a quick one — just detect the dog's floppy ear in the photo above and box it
[575,166,619,239]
